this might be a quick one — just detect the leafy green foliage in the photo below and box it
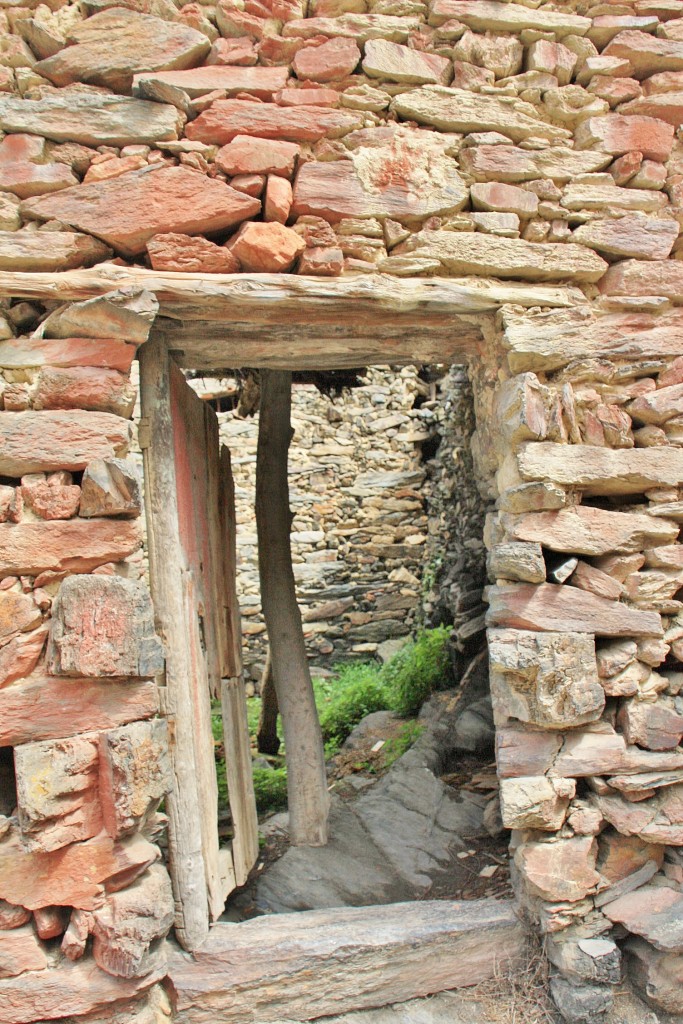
[252,766,288,814]
[318,661,390,750]
[381,626,452,717]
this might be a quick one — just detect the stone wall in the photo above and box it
[1,0,683,1019]
[0,293,173,1022]
[195,367,441,676]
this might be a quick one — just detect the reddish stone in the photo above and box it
[0,955,165,1024]
[83,154,147,185]
[619,91,683,126]
[147,233,240,273]
[0,487,21,525]
[0,336,137,373]
[186,100,363,144]
[0,902,30,930]
[604,885,683,952]
[215,135,301,177]
[91,864,173,978]
[80,458,141,519]
[132,65,288,98]
[258,34,309,64]
[229,221,306,271]
[470,182,538,217]
[597,831,664,884]
[206,38,258,66]
[618,698,683,750]
[575,114,674,161]
[275,86,339,106]
[604,28,683,79]
[292,37,361,81]
[0,519,141,578]
[0,410,130,477]
[264,175,293,223]
[33,907,68,941]
[15,734,102,852]
[0,626,47,689]
[22,165,261,258]
[230,174,265,197]
[0,926,48,978]
[514,836,601,903]
[292,215,337,247]
[34,9,211,93]
[0,590,41,642]
[600,259,683,299]
[589,76,642,106]
[21,479,81,521]
[486,584,662,637]
[0,132,78,199]
[47,575,163,680]
[298,246,343,276]
[297,240,348,275]
[100,720,171,839]
[0,676,159,748]
[0,827,159,911]
[643,69,683,93]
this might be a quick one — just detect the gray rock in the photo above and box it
[550,976,613,1022]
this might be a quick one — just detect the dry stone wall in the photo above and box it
[1,0,683,1020]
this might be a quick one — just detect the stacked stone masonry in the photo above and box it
[3,0,683,1020]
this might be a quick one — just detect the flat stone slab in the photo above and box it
[22,165,261,257]
[486,583,663,637]
[133,66,288,99]
[167,900,524,1024]
[0,409,130,476]
[518,442,683,495]
[0,92,183,147]
[604,885,683,951]
[0,519,141,577]
[428,0,591,37]
[391,87,572,142]
[35,8,210,93]
[0,230,111,272]
[186,100,364,145]
[400,230,606,282]
[459,144,610,183]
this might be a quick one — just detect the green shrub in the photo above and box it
[252,766,288,814]
[318,662,389,750]
[382,626,452,717]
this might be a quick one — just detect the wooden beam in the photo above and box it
[167,899,525,1024]
[0,265,585,323]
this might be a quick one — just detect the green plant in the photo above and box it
[252,766,288,814]
[382,625,452,717]
[382,721,424,768]
[318,661,389,750]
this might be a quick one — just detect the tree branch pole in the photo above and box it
[255,370,330,846]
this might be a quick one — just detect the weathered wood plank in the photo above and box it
[167,899,524,1024]
[139,337,211,952]
[220,677,259,887]
[0,266,585,312]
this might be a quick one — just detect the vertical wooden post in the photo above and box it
[139,338,210,951]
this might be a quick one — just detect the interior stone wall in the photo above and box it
[1,0,683,1020]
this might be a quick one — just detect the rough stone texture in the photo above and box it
[14,733,102,852]
[0,93,183,147]
[488,628,604,728]
[230,222,306,272]
[0,827,159,911]
[604,885,683,951]
[626,936,683,1014]
[186,101,364,144]
[391,88,572,141]
[0,230,111,272]
[0,519,141,577]
[499,776,575,830]
[428,2,591,37]
[486,584,663,637]
[504,506,679,557]
[574,113,674,160]
[146,233,240,274]
[47,575,163,679]
[518,442,683,495]
[91,864,174,978]
[514,836,600,903]
[215,136,300,177]
[35,9,211,93]
[0,336,137,372]
[401,231,606,282]
[99,720,171,839]
[0,410,130,477]
[133,66,288,99]
[22,166,261,257]
[41,289,158,344]
[33,366,136,417]
[168,900,524,1024]
[362,40,451,85]
[572,217,679,261]
[80,458,142,518]
[0,676,159,748]
[293,37,361,81]
[0,925,48,978]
